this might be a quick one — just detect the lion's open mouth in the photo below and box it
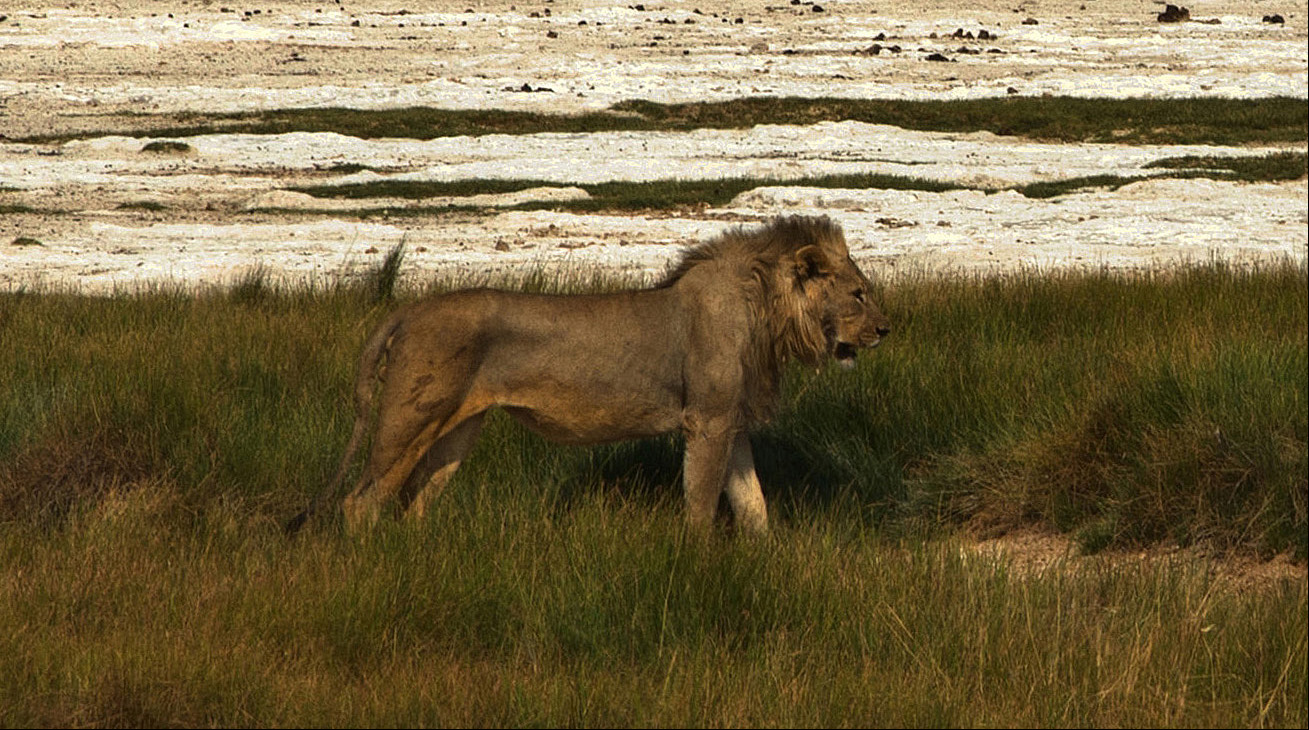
[834,341,858,369]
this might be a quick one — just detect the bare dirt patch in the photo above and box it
[965,526,1307,591]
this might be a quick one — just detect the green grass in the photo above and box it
[287,172,964,213]
[277,151,1306,214]
[0,261,1304,726]
[24,96,1309,145]
[1,495,1303,727]
[115,201,167,212]
[139,140,193,154]
[1015,151,1309,199]
[1144,150,1309,178]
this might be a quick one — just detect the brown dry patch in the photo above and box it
[963,525,1307,591]
[0,427,162,524]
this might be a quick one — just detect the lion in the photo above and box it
[286,215,890,535]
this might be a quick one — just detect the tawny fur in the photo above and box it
[286,215,890,535]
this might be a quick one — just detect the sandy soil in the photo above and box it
[1,0,1306,290]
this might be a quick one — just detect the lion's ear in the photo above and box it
[794,245,831,281]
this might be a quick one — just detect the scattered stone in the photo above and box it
[11,237,42,247]
[924,52,952,62]
[1262,13,1285,23]
[875,216,918,228]
[1022,17,1039,24]
[1156,4,1189,22]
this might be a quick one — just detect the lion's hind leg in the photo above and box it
[399,413,486,522]
[342,395,461,532]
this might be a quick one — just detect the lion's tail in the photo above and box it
[285,309,405,536]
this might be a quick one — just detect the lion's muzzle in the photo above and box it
[834,321,891,369]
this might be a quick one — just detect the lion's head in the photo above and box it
[790,235,891,370]
[734,215,891,371]
[664,215,891,420]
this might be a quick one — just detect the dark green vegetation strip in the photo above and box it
[284,152,1306,211]
[1017,151,1309,198]
[612,96,1309,145]
[290,173,964,212]
[28,96,1309,145]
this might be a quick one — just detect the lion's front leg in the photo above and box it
[682,421,736,530]
[725,433,768,534]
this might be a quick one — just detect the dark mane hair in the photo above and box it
[659,215,851,422]
[658,215,849,287]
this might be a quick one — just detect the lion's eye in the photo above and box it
[853,289,865,303]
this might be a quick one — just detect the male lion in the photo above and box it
[287,215,890,535]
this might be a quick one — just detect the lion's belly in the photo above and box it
[500,395,685,447]
[468,300,687,444]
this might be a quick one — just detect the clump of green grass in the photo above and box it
[115,201,167,212]
[364,240,406,303]
[140,140,193,154]
[1144,150,1309,179]
[1016,151,1309,198]
[10,236,43,247]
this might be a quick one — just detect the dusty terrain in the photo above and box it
[1,0,1306,290]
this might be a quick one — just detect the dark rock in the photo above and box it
[1156,4,1189,22]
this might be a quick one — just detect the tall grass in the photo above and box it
[0,261,1304,726]
[0,488,1303,727]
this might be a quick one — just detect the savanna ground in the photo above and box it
[2,0,1307,726]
